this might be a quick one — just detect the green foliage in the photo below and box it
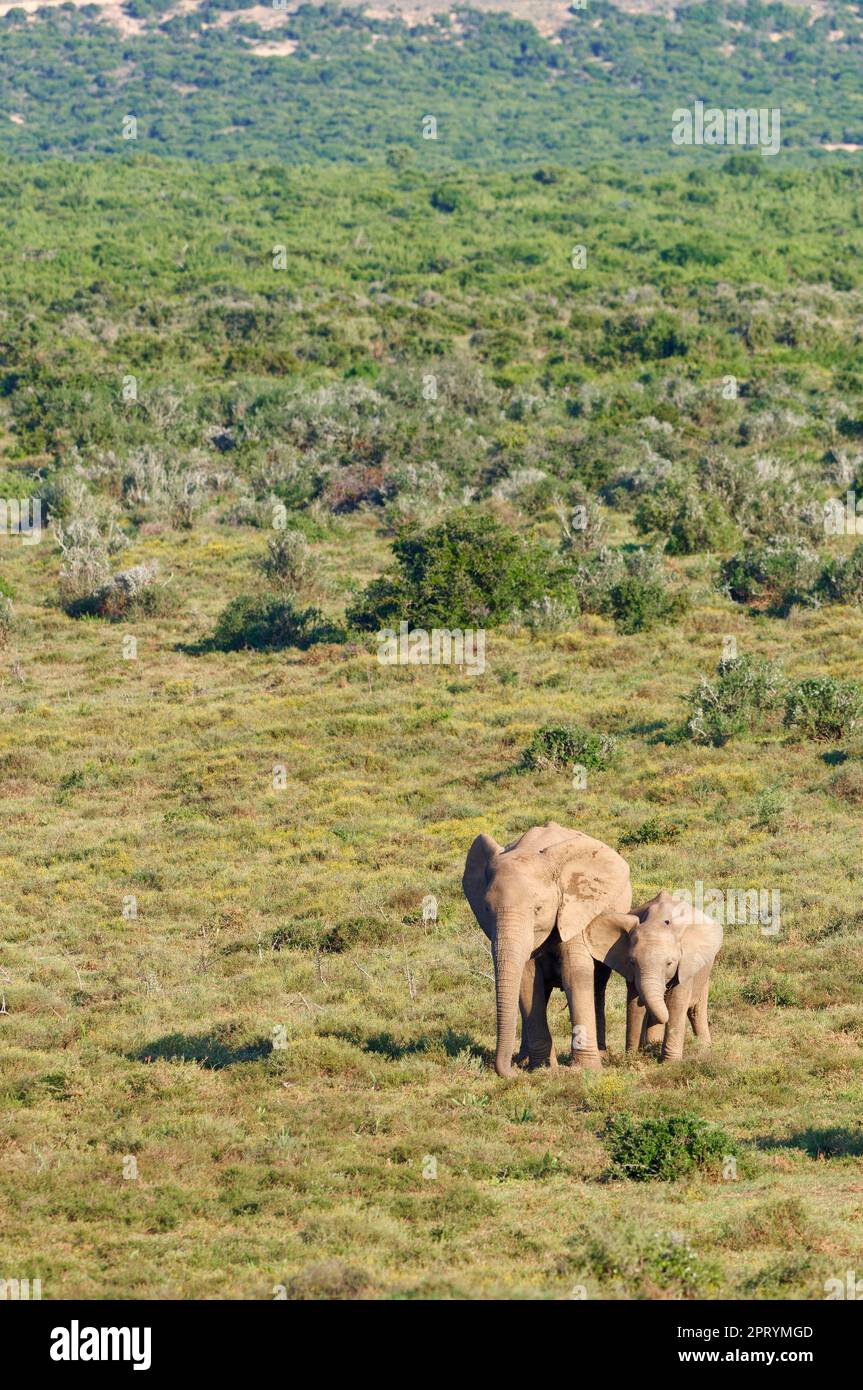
[720,540,823,614]
[820,544,863,606]
[685,655,785,746]
[520,723,618,773]
[576,1223,721,1297]
[64,561,169,622]
[783,677,863,742]
[620,815,681,848]
[254,530,314,596]
[211,595,344,651]
[636,487,739,555]
[602,1112,738,1182]
[1,3,863,166]
[346,510,567,630]
[571,547,688,633]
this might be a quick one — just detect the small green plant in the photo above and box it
[783,676,863,741]
[254,529,315,595]
[520,723,618,774]
[211,595,344,651]
[685,654,784,745]
[752,786,787,830]
[602,1111,737,1181]
[619,815,681,848]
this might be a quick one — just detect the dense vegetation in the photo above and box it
[1,1,863,165]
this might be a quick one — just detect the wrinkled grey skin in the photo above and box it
[463,822,632,1075]
[585,891,723,1061]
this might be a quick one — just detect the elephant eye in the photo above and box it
[663,919,670,926]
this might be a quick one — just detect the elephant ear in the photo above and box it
[677,906,723,985]
[584,910,640,978]
[540,832,632,943]
[462,832,501,940]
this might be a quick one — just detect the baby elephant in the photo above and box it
[586,892,722,1062]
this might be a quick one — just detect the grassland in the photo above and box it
[2,504,863,1298]
[1,152,862,1299]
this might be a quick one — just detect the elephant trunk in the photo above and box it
[493,919,531,1078]
[639,975,669,1026]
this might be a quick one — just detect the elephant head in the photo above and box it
[463,822,631,1077]
[585,891,723,1025]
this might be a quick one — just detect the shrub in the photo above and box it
[322,465,389,513]
[820,543,863,607]
[635,487,738,555]
[685,655,784,745]
[122,449,209,528]
[783,677,863,741]
[212,594,344,651]
[255,530,315,595]
[64,561,167,621]
[620,815,681,847]
[829,762,863,804]
[571,546,688,633]
[520,724,618,773]
[282,1261,371,1301]
[609,574,688,634]
[720,539,822,613]
[602,1112,737,1182]
[577,1224,719,1297]
[0,593,12,648]
[346,509,567,631]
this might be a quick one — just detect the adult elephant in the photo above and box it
[462,822,632,1076]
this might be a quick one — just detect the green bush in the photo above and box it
[254,530,315,595]
[783,677,863,742]
[212,595,345,651]
[571,546,688,633]
[820,543,863,607]
[577,1223,720,1297]
[346,510,568,631]
[685,655,784,746]
[602,1112,737,1182]
[520,724,618,773]
[64,561,171,622]
[635,487,739,555]
[609,574,689,634]
[720,539,822,614]
[620,815,681,848]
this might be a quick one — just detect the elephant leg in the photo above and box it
[594,961,611,1056]
[661,980,693,1062]
[626,982,645,1053]
[640,1011,666,1052]
[519,956,555,1070]
[560,939,603,1070]
[514,999,530,1068]
[687,969,711,1046]
[544,966,559,1069]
